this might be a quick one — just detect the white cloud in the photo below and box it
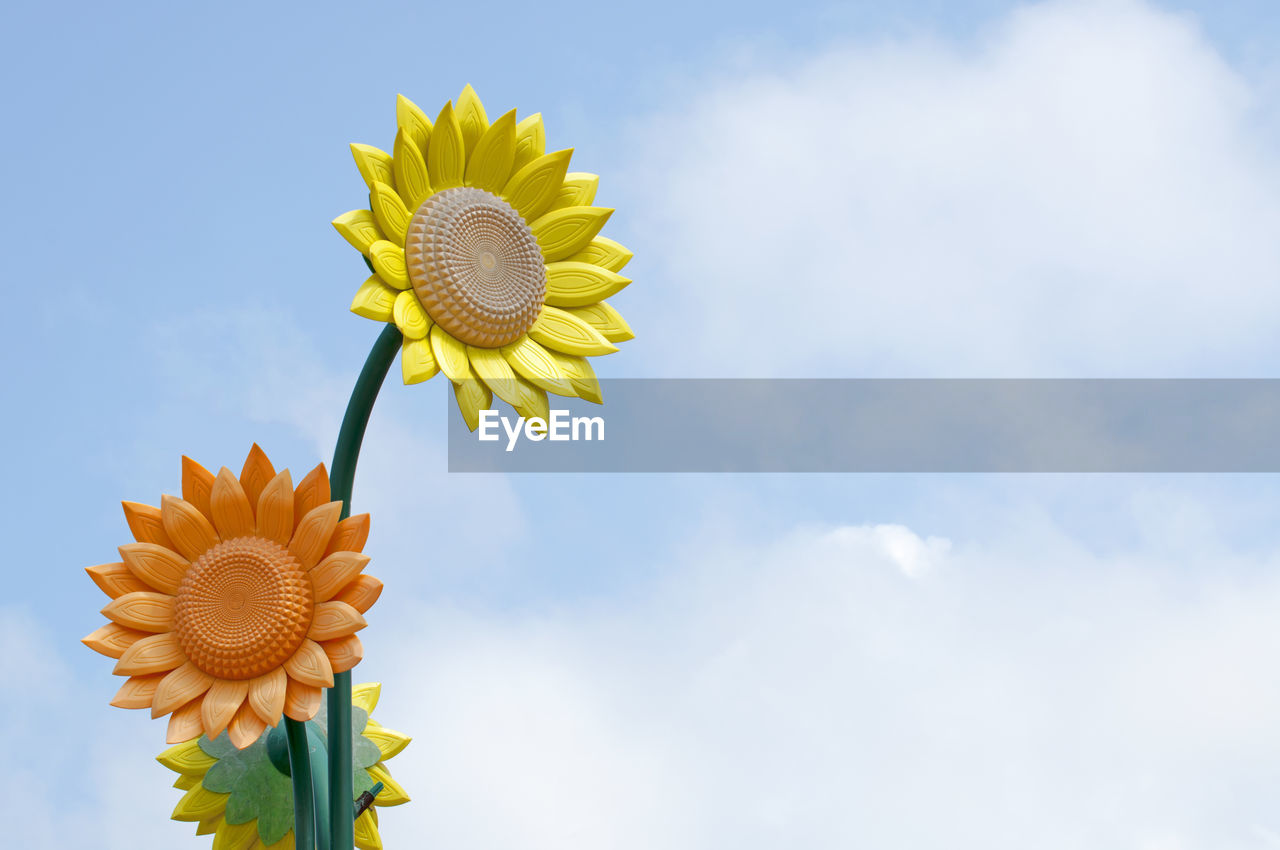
[622,0,1280,378]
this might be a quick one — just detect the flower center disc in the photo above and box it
[404,187,546,348]
[172,537,314,680]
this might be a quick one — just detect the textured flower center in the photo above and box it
[172,537,314,680]
[404,187,546,348]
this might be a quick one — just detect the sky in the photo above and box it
[6,0,1280,847]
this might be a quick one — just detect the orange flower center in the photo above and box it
[172,537,314,680]
[405,187,546,348]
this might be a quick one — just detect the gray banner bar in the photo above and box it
[445,379,1280,472]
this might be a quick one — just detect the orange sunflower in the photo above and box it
[82,445,383,748]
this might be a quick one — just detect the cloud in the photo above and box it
[621,0,1280,378]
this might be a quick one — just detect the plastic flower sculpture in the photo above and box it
[83,446,383,747]
[159,683,409,850]
[333,84,635,429]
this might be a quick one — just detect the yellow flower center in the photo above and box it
[405,187,546,348]
[172,537,314,680]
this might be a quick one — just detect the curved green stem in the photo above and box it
[284,718,316,850]
[327,323,401,850]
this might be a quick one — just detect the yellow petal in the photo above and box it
[500,336,574,395]
[350,143,395,191]
[157,738,217,776]
[309,551,371,602]
[368,240,411,290]
[548,172,599,212]
[114,631,185,676]
[214,816,258,850]
[362,724,411,760]
[111,673,164,709]
[293,463,331,523]
[308,601,366,641]
[209,466,255,539]
[565,302,635,343]
[401,336,439,385]
[355,808,384,850]
[464,109,517,193]
[181,456,216,522]
[528,305,618,356]
[351,275,399,322]
[103,591,175,635]
[396,94,432,154]
[121,500,173,548]
[547,350,603,404]
[152,661,215,718]
[366,763,410,805]
[255,469,294,545]
[228,702,268,749]
[173,773,199,791]
[531,206,614,263]
[466,346,520,407]
[161,494,219,562]
[543,261,630,308]
[284,639,334,688]
[202,678,249,738]
[512,113,545,173]
[351,682,381,714]
[430,325,471,383]
[567,235,633,272]
[502,149,573,223]
[196,814,222,837]
[455,83,489,156]
[393,290,432,340]
[369,181,410,246]
[453,379,493,432]
[239,444,276,517]
[333,209,383,255]
[82,622,147,659]
[427,101,465,191]
[172,784,229,822]
[87,560,149,599]
[322,633,363,674]
[392,129,431,211]
[248,668,288,727]
[510,375,549,421]
[334,574,383,614]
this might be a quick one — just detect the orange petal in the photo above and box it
[289,501,342,570]
[308,601,366,641]
[239,444,276,517]
[210,466,255,539]
[228,702,268,749]
[293,464,331,528]
[334,574,383,614]
[181,456,217,522]
[122,501,174,548]
[114,632,186,676]
[152,661,215,718]
[325,513,371,557]
[322,634,363,674]
[119,542,189,595]
[201,678,249,738]
[256,469,294,545]
[166,699,205,743]
[102,591,174,633]
[283,678,322,721]
[248,668,288,727]
[86,562,148,599]
[111,673,165,708]
[309,551,370,602]
[284,639,333,688]
[161,494,220,561]
[83,622,148,658]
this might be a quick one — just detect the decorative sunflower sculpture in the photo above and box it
[160,683,408,850]
[82,446,382,747]
[333,84,635,428]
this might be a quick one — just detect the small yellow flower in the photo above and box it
[83,446,383,748]
[334,84,635,429]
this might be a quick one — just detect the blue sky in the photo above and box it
[7,0,1280,847]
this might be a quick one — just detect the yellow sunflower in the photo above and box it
[83,445,384,748]
[333,84,635,429]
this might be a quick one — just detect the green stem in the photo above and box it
[327,323,401,850]
[284,718,316,850]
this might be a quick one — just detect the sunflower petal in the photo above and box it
[284,639,334,688]
[181,456,216,522]
[308,601,366,641]
[396,94,432,153]
[392,129,431,211]
[531,206,614,263]
[362,724,411,760]
[351,275,399,321]
[452,379,493,431]
[427,101,465,191]
[239,444,276,516]
[206,467,255,539]
[350,143,395,191]
[466,346,521,407]
[367,763,410,805]
[502,149,573,223]
[333,574,383,614]
[325,513,371,557]
[122,501,174,548]
[368,240,411,290]
[161,494,220,562]
[501,336,574,395]
[114,631,184,676]
[547,350,603,404]
[511,375,549,421]
[290,501,342,570]
[172,783,229,821]
[512,113,546,173]
[544,261,630,308]
[152,661,215,718]
[173,773,199,791]
[195,815,221,837]
[464,108,516,193]
[321,634,363,674]
[255,469,294,545]
[86,561,149,599]
[112,673,165,708]
[548,172,599,212]
[294,464,331,522]
[103,591,175,634]
[401,335,439,384]
[214,816,258,850]
[228,702,268,749]
[393,290,432,340]
[333,209,383,255]
[248,667,288,727]
[157,738,217,775]
[355,809,384,850]
[455,84,490,156]
[369,181,410,246]
[430,325,472,383]
[119,543,188,595]
[352,682,381,713]
[201,678,249,738]
[528,305,618,356]
[566,302,635,343]
[83,622,148,658]
[567,235,633,272]
[310,551,372,602]
[284,677,323,722]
